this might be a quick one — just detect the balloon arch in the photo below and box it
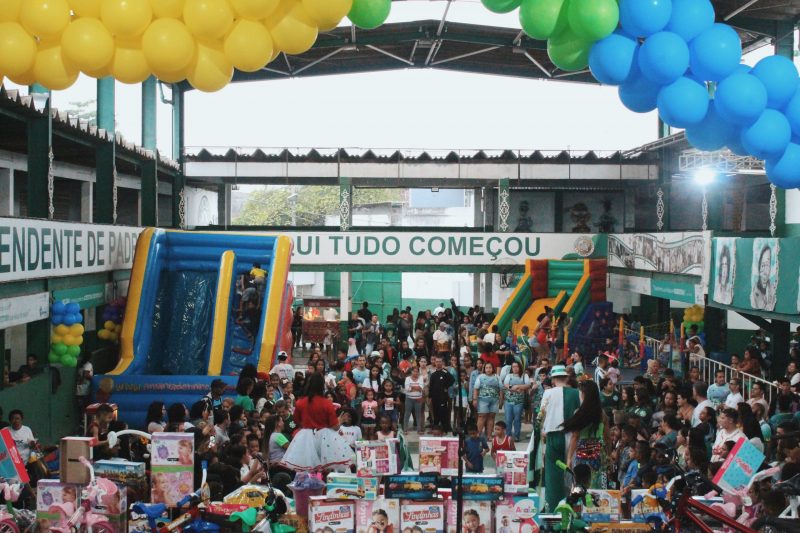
[0,0,798,187]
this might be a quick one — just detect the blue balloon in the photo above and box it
[71,313,83,325]
[51,301,66,315]
[689,24,742,82]
[619,66,662,112]
[715,73,767,126]
[751,55,799,109]
[51,314,64,325]
[657,77,709,128]
[619,0,672,38]
[62,314,75,326]
[766,143,800,189]
[785,88,800,137]
[741,109,792,160]
[686,101,736,151]
[727,134,749,156]
[638,31,689,85]
[665,0,714,41]
[589,31,639,86]
[65,302,81,315]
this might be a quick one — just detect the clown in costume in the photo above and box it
[538,365,580,512]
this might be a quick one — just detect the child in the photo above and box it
[369,508,393,533]
[606,357,621,385]
[338,409,362,450]
[462,509,485,533]
[250,263,266,295]
[464,423,488,473]
[376,415,396,441]
[430,424,444,437]
[491,421,515,461]
[361,389,378,440]
[379,380,400,430]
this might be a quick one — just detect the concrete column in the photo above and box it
[95,77,116,224]
[473,187,483,229]
[339,176,352,230]
[340,271,352,341]
[483,272,494,311]
[483,186,495,231]
[171,85,185,228]
[0,168,12,216]
[473,273,481,306]
[141,76,157,151]
[218,183,231,227]
[498,178,510,232]
[80,181,93,222]
[26,87,51,219]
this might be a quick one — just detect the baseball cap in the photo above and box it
[278,351,288,360]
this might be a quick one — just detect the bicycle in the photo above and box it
[538,461,598,533]
[0,479,35,533]
[228,454,293,533]
[750,474,800,533]
[48,456,116,533]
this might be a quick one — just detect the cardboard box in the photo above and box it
[356,440,400,477]
[495,494,542,532]
[495,451,529,494]
[94,459,148,503]
[419,437,460,476]
[385,473,439,500]
[60,437,94,485]
[712,437,765,492]
[0,428,30,483]
[355,498,400,533]
[584,490,622,524]
[453,475,505,501]
[150,433,194,507]
[309,498,355,533]
[446,499,492,533]
[400,500,445,533]
[36,479,80,527]
[327,473,379,500]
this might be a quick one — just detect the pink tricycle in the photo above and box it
[48,456,116,533]
[0,478,35,533]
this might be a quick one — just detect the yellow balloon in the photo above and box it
[108,331,118,342]
[224,19,273,72]
[62,334,76,346]
[0,0,22,22]
[55,324,70,335]
[267,2,317,55]
[183,0,233,41]
[103,320,115,330]
[152,65,187,83]
[301,0,350,31]
[97,329,110,340]
[114,324,121,333]
[70,323,85,336]
[51,334,63,344]
[100,0,152,38]
[61,18,115,72]
[20,0,71,39]
[110,39,149,83]
[76,335,84,345]
[229,0,279,19]
[70,0,101,17]
[150,0,184,18]
[8,68,36,85]
[187,42,232,92]
[33,42,79,90]
[142,18,195,73]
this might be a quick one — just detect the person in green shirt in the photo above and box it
[234,377,255,411]
[599,377,619,419]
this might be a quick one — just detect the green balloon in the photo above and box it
[348,0,391,30]
[520,0,568,40]
[67,345,81,358]
[63,355,78,368]
[567,0,618,42]
[481,0,522,14]
[48,351,60,364]
[547,28,591,71]
[53,342,68,356]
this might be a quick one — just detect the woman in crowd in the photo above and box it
[403,366,425,433]
[564,380,610,489]
[473,361,502,439]
[145,402,166,433]
[503,360,530,441]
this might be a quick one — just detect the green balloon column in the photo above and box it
[48,301,83,368]
[682,305,705,335]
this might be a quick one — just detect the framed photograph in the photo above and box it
[713,238,736,305]
[750,238,779,311]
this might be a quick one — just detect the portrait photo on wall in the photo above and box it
[750,238,779,311]
[713,238,736,306]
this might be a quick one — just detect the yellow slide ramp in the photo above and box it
[517,297,558,334]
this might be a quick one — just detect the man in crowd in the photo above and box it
[707,370,730,407]
[270,351,294,381]
[429,356,455,432]
[691,382,711,427]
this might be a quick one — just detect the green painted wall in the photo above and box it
[324,272,402,322]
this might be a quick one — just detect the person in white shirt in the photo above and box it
[483,325,499,346]
[711,408,746,462]
[337,410,362,449]
[8,410,35,464]
[747,382,770,417]
[432,322,451,344]
[270,351,294,381]
[691,382,712,427]
[433,304,446,317]
[724,378,745,409]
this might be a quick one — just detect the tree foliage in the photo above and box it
[233,186,403,226]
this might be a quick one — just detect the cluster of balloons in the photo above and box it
[0,0,392,93]
[97,298,125,343]
[682,304,705,335]
[586,0,800,188]
[484,0,620,71]
[49,301,83,367]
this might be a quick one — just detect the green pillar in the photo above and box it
[26,320,49,362]
[140,77,158,227]
[95,78,116,224]
[657,118,670,139]
[171,85,185,228]
[553,191,563,232]
[26,86,51,219]
[773,22,793,237]
[339,176,352,231]
[704,306,723,353]
[498,178,510,232]
[770,319,791,376]
[141,77,157,151]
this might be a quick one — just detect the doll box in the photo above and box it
[327,473,379,500]
[355,498,400,533]
[400,500,445,533]
[494,451,529,494]
[446,500,492,533]
[419,438,460,476]
[355,439,401,477]
[494,494,542,532]
[91,484,127,533]
[36,479,80,522]
[309,498,356,533]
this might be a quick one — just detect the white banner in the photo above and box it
[0,218,141,283]
[0,292,49,329]
[608,232,710,278]
[284,232,598,266]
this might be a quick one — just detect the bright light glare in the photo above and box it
[694,168,716,186]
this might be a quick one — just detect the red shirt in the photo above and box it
[294,396,339,430]
[480,351,501,370]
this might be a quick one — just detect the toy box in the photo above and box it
[446,499,492,533]
[91,483,127,533]
[419,437,460,476]
[453,475,504,501]
[495,451,529,494]
[630,489,661,523]
[400,500,445,533]
[495,494,542,532]
[128,503,168,533]
[36,479,80,528]
[584,490,622,524]
[355,498,400,533]
[0,428,29,483]
[327,473,380,500]
[356,439,401,477]
[150,433,194,507]
[94,459,148,503]
[309,498,355,533]
[712,437,765,492]
[385,473,439,500]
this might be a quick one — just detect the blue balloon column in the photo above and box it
[97,298,125,344]
[589,0,800,188]
[49,301,83,368]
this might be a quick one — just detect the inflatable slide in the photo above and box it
[95,229,294,427]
